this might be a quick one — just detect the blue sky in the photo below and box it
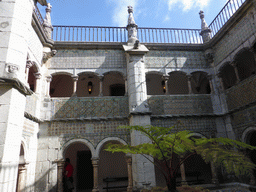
[38,0,228,29]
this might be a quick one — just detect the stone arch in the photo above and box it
[187,132,206,139]
[95,137,128,157]
[61,139,96,191]
[60,138,96,159]
[190,71,211,94]
[146,71,165,95]
[50,73,74,97]
[241,126,256,178]
[241,126,256,144]
[96,137,128,191]
[19,139,28,163]
[102,71,125,96]
[233,48,256,81]
[77,72,100,97]
[168,71,189,94]
[218,62,237,89]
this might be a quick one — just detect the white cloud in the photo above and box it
[164,15,171,22]
[167,0,211,11]
[108,0,138,27]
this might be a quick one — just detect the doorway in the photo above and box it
[77,151,94,190]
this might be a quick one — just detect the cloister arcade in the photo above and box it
[45,70,212,98]
[218,48,256,90]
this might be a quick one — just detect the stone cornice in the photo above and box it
[0,77,33,96]
[24,112,43,123]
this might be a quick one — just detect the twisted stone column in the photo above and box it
[46,75,52,97]
[72,75,79,96]
[179,157,187,186]
[162,75,169,95]
[34,72,42,94]
[187,75,193,94]
[98,75,104,97]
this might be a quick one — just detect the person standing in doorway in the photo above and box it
[64,158,74,192]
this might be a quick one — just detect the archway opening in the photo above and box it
[146,73,165,95]
[103,72,125,96]
[77,73,100,97]
[219,63,237,89]
[98,141,128,191]
[65,142,93,191]
[247,131,256,178]
[27,66,36,92]
[168,72,189,94]
[50,74,73,97]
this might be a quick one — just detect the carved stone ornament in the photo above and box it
[43,50,57,63]
[126,6,138,40]
[6,63,19,74]
[43,3,53,39]
[204,48,214,63]
[199,10,212,43]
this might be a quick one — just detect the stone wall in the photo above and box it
[214,6,256,66]
[231,105,256,141]
[145,50,208,69]
[50,96,129,120]
[50,49,126,69]
[49,119,130,147]
[148,95,213,116]
[151,117,216,138]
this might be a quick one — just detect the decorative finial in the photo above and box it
[43,3,53,39]
[199,10,211,43]
[128,6,133,14]
[126,5,138,45]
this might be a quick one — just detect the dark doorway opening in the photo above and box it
[110,84,125,96]
[249,131,256,178]
[77,151,93,190]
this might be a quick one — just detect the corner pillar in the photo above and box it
[92,158,100,192]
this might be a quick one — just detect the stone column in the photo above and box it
[216,73,225,92]
[25,60,33,82]
[210,163,219,184]
[34,73,42,94]
[187,75,193,94]
[92,158,99,192]
[126,156,133,192]
[179,157,187,186]
[57,160,65,192]
[124,76,128,96]
[98,75,104,97]
[207,75,214,94]
[162,75,169,95]
[72,75,78,96]
[46,75,52,97]
[231,62,240,83]
[16,163,27,192]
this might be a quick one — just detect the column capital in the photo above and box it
[162,75,169,81]
[46,75,52,82]
[26,60,33,68]
[91,158,100,165]
[34,72,42,79]
[230,61,237,67]
[187,74,192,80]
[97,75,104,81]
[207,74,213,80]
[71,75,79,81]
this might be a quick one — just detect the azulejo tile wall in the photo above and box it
[231,105,256,141]
[151,117,216,138]
[145,50,208,69]
[51,97,129,120]
[48,120,130,147]
[225,75,256,111]
[148,95,213,115]
[214,11,256,65]
[50,49,126,69]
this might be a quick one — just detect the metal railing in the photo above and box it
[209,0,246,37]
[52,25,203,44]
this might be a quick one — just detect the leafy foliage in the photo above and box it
[105,125,256,190]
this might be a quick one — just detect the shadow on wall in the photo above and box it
[22,163,58,192]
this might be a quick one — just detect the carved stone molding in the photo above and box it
[0,77,33,95]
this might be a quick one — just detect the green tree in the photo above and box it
[105,125,256,192]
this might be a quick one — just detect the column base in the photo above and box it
[211,178,219,185]
[181,180,188,186]
[127,186,133,192]
[92,187,99,192]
